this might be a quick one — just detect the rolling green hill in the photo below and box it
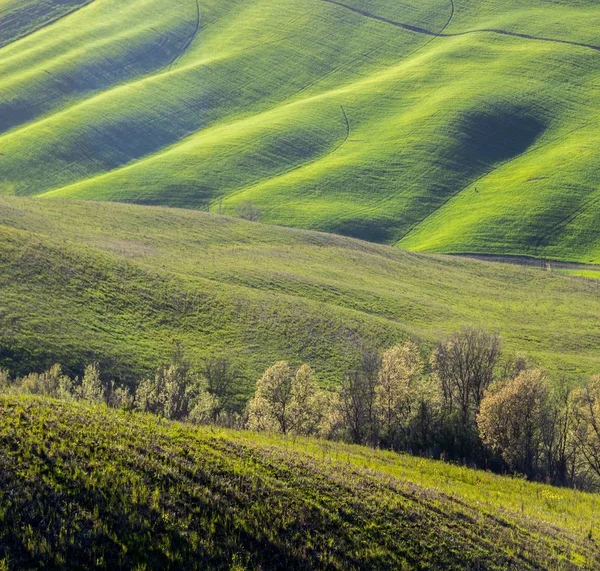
[1,0,600,261]
[1,395,598,569]
[1,197,599,385]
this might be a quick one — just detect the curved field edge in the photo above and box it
[0,395,598,569]
[0,197,599,384]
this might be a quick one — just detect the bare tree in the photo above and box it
[500,354,528,381]
[337,350,381,444]
[542,379,577,486]
[432,327,501,425]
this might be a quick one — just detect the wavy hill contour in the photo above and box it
[1,0,599,261]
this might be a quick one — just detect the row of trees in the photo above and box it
[244,329,600,490]
[0,355,242,426]
[2,328,600,490]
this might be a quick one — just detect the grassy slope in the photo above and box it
[1,0,599,261]
[0,0,93,48]
[1,197,599,385]
[0,396,598,570]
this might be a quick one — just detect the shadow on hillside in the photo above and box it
[452,106,545,167]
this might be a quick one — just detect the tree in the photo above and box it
[135,363,198,420]
[78,363,104,404]
[336,350,381,444]
[500,354,528,381]
[17,364,74,400]
[433,328,501,422]
[107,382,135,410]
[374,342,423,449]
[408,376,440,454]
[477,369,549,477]
[188,391,220,425]
[200,357,241,417]
[246,362,293,433]
[247,362,330,436]
[542,379,577,486]
[432,328,501,459]
[289,364,327,436]
[235,202,262,222]
[572,375,600,482]
[0,369,10,393]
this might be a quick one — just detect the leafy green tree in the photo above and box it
[375,342,422,449]
[135,364,196,420]
[0,369,10,393]
[247,362,293,433]
[18,364,74,400]
[478,369,549,477]
[188,391,220,425]
[572,375,600,482]
[78,363,104,403]
[289,364,329,436]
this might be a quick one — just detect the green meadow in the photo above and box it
[2,1,600,565]
[1,0,600,261]
[1,395,598,569]
[1,197,599,386]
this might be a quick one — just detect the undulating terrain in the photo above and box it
[2,0,600,567]
[1,396,598,569]
[1,0,600,261]
[1,197,599,386]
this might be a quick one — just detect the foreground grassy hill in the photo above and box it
[0,395,598,569]
[1,197,599,384]
[1,0,599,261]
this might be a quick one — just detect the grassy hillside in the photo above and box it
[1,0,599,261]
[1,197,599,384]
[0,395,598,569]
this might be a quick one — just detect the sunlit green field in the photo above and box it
[1,197,599,385]
[1,0,600,261]
[0,395,597,569]
[558,269,600,280]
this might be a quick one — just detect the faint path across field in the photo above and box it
[451,253,600,272]
[321,0,600,53]
[168,0,201,70]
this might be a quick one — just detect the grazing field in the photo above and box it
[1,0,599,261]
[1,197,599,385]
[0,395,598,569]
